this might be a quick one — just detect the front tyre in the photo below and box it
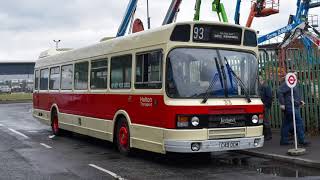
[51,111,60,136]
[116,118,131,155]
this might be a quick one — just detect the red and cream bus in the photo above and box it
[33,21,264,155]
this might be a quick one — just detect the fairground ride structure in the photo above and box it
[117,0,231,38]
[116,0,320,62]
[193,0,228,22]
[234,0,280,27]
[256,0,320,71]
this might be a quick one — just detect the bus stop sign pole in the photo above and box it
[285,73,306,156]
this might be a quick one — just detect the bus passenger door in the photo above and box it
[133,50,164,127]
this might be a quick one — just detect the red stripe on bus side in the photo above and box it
[33,93,263,129]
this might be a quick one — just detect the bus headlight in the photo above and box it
[191,116,200,127]
[251,115,259,124]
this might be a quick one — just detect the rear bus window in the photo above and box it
[90,59,108,89]
[34,70,39,90]
[40,69,49,90]
[135,50,162,89]
[110,55,132,89]
[61,64,73,90]
[49,66,60,90]
[74,61,89,90]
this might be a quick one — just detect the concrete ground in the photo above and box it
[241,130,320,169]
[0,103,320,179]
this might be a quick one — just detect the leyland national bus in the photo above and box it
[33,21,264,155]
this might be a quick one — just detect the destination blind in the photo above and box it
[193,24,242,45]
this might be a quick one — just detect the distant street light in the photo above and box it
[147,0,151,29]
[53,40,61,49]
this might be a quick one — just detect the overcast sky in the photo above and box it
[0,0,317,61]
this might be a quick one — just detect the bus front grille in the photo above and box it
[208,128,246,140]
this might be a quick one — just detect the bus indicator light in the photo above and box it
[177,116,189,128]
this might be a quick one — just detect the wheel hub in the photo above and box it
[119,126,128,148]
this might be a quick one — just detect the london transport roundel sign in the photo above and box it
[285,73,297,88]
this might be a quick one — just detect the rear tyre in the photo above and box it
[116,118,131,155]
[51,111,60,136]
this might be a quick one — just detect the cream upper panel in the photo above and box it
[35,21,258,69]
[35,26,172,68]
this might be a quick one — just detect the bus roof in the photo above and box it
[35,21,256,68]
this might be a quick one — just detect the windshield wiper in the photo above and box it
[216,50,228,98]
[201,58,222,104]
[224,57,252,103]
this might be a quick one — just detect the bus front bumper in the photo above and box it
[164,136,264,153]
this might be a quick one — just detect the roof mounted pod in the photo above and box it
[38,48,72,59]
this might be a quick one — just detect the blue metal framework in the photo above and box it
[234,0,242,25]
[116,0,138,37]
[116,0,183,37]
[162,0,182,25]
[257,0,320,64]
[258,23,301,44]
[116,0,319,50]
[258,0,314,46]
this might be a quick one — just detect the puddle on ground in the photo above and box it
[212,152,320,178]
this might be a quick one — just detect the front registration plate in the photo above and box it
[219,141,240,149]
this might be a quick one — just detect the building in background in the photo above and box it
[0,61,35,93]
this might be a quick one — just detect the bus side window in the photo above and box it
[34,70,39,91]
[90,59,108,90]
[40,69,49,90]
[74,61,89,90]
[61,64,73,90]
[49,66,60,90]
[135,50,162,89]
[110,55,132,89]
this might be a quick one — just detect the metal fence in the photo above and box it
[259,49,320,134]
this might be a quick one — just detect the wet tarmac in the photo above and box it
[0,103,320,180]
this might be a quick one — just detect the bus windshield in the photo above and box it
[166,48,258,99]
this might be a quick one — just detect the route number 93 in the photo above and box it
[193,27,204,40]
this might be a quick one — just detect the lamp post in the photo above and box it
[53,40,61,49]
[147,0,151,29]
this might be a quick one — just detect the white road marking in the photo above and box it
[89,164,125,180]
[40,143,52,149]
[49,135,56,139]
[8,128,29,139]
[28,130,38,133]
[0,124,3,126]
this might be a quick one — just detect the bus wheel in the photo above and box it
[116,118,131,155]
[51,111,60,135]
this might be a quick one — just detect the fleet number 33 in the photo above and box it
[224,100,232,105]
